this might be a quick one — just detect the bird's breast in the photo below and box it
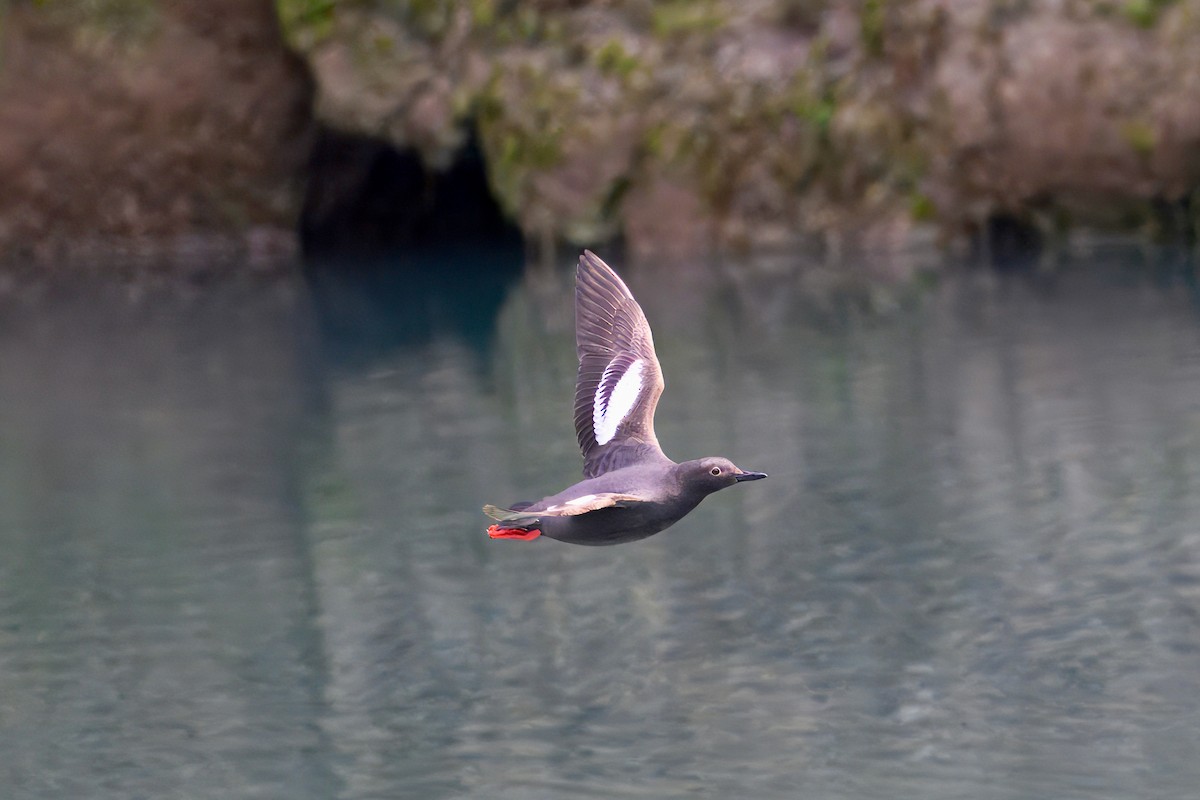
[538,496,699,546]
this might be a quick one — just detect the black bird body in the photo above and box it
[484,251,766,546]
[515,460,722,546]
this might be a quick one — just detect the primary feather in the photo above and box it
[573,251,669,478]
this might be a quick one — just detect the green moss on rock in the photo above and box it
[277,0,336,43]
[1121,119,1157,156]
[861,0,886,56]
[594,38,640,81]
[651,0,725,37]
[275,0,1200,257]
[1121,0,1177,28]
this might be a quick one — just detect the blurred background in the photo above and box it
[1,1,1200,798]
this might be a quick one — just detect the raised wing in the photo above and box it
[573,251,670,477]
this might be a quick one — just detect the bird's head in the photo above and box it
[679,457,768,495]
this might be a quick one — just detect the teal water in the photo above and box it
[1,247,1199,798]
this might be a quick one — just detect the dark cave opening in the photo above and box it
[974,213,1044,273]
[300,126,522,259]
[299,127,526,358]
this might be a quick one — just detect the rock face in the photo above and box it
[0,0,313,270]
[907,0,1200,237]
[281,0,1200,257]
[1,0,1197,272]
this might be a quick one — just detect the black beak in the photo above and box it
[735,470,768,482]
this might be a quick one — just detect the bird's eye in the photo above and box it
[710,467,721,476]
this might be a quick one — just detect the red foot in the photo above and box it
[487,525,542,541]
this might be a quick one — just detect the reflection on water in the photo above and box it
[1,247,1199,799]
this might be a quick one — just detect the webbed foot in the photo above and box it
[487,525,541,541]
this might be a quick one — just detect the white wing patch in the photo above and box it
[544,492,645,515]
[593,358,644,446]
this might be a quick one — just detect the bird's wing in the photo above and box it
[484,493,645,522]
[573,251,669,478]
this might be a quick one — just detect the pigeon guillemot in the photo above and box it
[484,250,766,546]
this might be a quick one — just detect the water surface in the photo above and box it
[2,247,1199,798]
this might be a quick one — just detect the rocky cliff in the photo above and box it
[0,0,312,272]
[281,0,1200,259]
[1,0,1197,271]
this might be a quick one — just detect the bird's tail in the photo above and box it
[483,504,542,541]
[482,503,541,524]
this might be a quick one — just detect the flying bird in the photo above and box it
[484,251,766,546]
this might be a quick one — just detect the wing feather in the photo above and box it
[484,493,646,522]
[573,251,669,477]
